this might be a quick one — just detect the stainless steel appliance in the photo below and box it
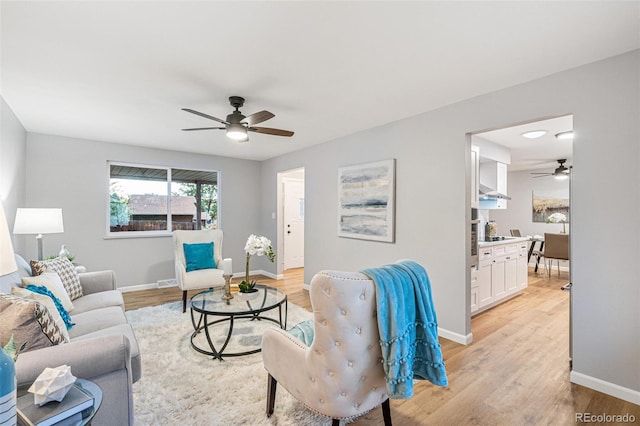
[470,219,479,267]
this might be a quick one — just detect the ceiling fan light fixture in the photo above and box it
[226,123,247,140]
[554,173,569,181]
[521,130,547,139]
[555,131,574,140]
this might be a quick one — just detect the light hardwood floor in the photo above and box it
[123,269,640,425]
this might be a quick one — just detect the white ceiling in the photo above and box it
[475,115,574,172]
[1,2,638,162]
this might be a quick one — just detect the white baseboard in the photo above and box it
[119,283,159,293]
[302,283,310,291]
[570,371,640,405]
[438,327,473,345]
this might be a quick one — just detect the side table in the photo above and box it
[17,379,102,426]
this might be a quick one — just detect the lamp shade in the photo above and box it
[13,208,64,235]
[0,202,18,275]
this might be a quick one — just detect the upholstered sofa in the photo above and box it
[0,255,140,426]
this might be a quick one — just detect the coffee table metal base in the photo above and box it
[190,302,287,361]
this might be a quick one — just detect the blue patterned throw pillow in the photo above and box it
[25,284,75,330]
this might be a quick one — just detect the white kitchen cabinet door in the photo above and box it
[478,261,493,308]
[517,250,528,289]
[491,257,506,299]
[505,255,518,294]
[471,145,480,208]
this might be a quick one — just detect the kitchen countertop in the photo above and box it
[478,236,530,247]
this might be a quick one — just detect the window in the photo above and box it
[108,162,219,236]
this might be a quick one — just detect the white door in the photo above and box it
[283,178,305,269]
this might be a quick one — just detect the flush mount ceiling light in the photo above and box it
[521,130,547,139]
[555,131,574,140]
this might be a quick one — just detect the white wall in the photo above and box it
[0,96,27,255]
[490,169,570,237]
[24,133,262,288]
[260,50,639,400]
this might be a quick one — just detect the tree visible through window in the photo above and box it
[108,163,219,235]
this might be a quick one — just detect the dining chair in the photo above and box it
[543,233,569,278]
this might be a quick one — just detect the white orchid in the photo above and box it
[244,234,275,259]
[241,234,275,291]
[546,212,567,223]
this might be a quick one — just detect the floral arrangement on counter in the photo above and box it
[240,234,275,293]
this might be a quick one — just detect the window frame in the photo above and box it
[105,161,220,239]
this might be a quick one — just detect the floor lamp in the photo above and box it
[0,202,18,276]
[13,208,64,261]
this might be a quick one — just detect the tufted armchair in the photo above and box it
[173,229,226,312]
[262,270,391,425]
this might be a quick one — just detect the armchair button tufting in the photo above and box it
[354,403,360,409]
[341,309,347,315]
[320,399,325,404]
[321,320,327,326]
[335,341,341,346]
[340,391,346,396]
[329,371,334,377]
[348,361,353,367]
[359,294,365,299]
[355,328,361,334]
[360,376,366,381]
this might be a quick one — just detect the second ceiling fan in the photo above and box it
[530,159,571,180]
[182,96,294,142]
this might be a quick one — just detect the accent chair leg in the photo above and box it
[266,374,277,417]
[182,290,187,313]
[382,398,392,426]
[331,420,340,426]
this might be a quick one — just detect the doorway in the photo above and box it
[278,168,305,272]
[468,114,573,362]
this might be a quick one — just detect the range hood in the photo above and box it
[479,183,511,200]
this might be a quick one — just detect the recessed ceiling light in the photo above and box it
[521,130,547,139]
[555,131,574,140]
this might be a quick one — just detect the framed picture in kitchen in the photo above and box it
[337,159,396,242]
[532,190,569,223]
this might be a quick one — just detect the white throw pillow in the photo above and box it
[11,286,71,342]
[22,272,74,312]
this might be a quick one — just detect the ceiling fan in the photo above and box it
[530,159,571,180]
[181,96,294,143]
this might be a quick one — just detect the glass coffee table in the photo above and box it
[189,285,287,360]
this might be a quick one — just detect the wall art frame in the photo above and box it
[532,190,570,223]
[337,159,396,242]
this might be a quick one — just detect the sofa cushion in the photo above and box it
[68,306,127,339]
[71,323,142,383]
[71,290,124,315]
[10,287,70,342]
[31,257,83,300]
[0,293,68,351]
[22,272,74,312]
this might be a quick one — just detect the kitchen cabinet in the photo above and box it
[517,241,529,289]
[473,238,529,315]
[471,145,480,208]
[470,266,479,313]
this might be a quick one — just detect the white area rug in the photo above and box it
[127,301,329,425]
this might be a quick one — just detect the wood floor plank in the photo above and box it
[123,267,640,424]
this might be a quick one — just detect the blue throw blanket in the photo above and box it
[362,260,448,398]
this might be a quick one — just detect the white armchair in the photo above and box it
[173,229,226,312]
[262,270,391,425]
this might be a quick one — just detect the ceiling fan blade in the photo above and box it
[249,126,294,137]
[182,108,229,125]
[242,110,275,126]
[532,175,552,178]
[181,127,226,131]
